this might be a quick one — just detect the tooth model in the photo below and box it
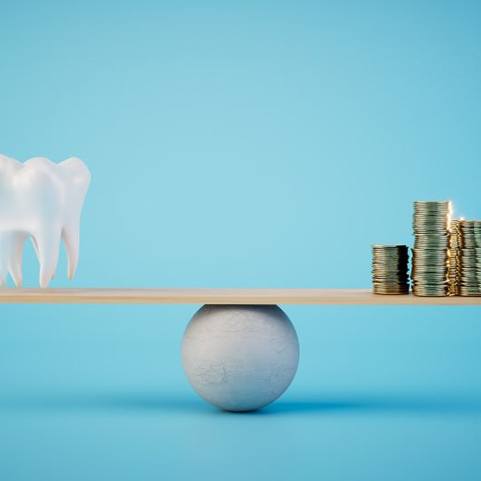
[0,155,91,288]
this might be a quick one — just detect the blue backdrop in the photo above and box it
[1,1,480,480]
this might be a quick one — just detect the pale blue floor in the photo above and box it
[1,305,481,481]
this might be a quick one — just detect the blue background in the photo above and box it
[1,1,481,480]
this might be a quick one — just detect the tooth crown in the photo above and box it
[0,154,91,288]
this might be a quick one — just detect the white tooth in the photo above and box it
[0,154,91,288]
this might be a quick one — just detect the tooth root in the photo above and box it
[31,236,40,259]
[33,229,61,288]
[62,223,80,280]
[0,236,7,287]
[0,267,6,287]
[0,261,6,288]
[0,232,25,288]
[8,232,26,287]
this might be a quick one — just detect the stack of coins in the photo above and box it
[447,219,462,296]
[372,245,409,294]
[412,201,451,296]
[459,220,481,296]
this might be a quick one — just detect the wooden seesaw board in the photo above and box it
[0,288,480,305]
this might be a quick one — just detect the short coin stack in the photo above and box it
[412,201,451,296]
[372,245,409,295]
[459,220,481,296]
[447,219,462,296]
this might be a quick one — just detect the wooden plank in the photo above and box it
[0,288,480,305]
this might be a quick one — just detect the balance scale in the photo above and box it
[2,288,480,412]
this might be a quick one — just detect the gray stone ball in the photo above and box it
[181,305,299,412]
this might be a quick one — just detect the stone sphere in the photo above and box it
[181,305,299,412]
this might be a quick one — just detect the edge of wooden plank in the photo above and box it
[0,288,480,305]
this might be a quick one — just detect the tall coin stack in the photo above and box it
[372,245,409,295]
[459,220,481,296]
[447,219,462,296]
[412,201,451,296]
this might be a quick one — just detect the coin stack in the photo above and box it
[447,219,462,296]
[372,245,409,295]
[459,220,481,296]
[412,201,451,296]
